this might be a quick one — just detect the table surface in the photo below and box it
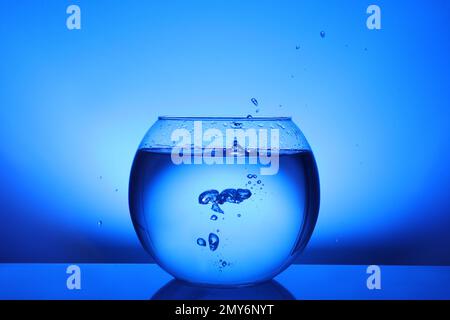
[1,264,449,300]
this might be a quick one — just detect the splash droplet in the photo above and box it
[246,114,253,119]
[210,214,218,221]
[251,98,258,106]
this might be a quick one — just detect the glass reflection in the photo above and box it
[152,279,295,300]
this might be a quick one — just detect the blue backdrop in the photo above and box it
[1,0,450,265]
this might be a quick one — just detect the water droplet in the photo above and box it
[222,261,227,267]
[246,114,253,119]
[208,233,219,251]
[251,98,258,106]
[320,31,326,38]
[97,220,102,226]
[257,180,262,184]
[237,214,241,218]
[247,174,253,179]
[255,108,260,113]
[115,188,118,192]
[295,45,300,50]
[247,181,252,184]
[197,238,206,247]
[210,215,218,221]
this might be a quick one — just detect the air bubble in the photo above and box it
[211,203,224,214]
[199,190,219,205]
[197,238,206,247]
[208,233,219,251]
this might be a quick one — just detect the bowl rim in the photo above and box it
[158,116,292,121]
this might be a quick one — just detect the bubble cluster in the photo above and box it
[246,174,266,200]
[199,188,252,215]
[197,178,254,267]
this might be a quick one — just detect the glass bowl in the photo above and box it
[129,116,320,286]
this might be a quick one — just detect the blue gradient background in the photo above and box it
[1,0,450,266]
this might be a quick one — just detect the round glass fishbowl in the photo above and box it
[129,116,320,287]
